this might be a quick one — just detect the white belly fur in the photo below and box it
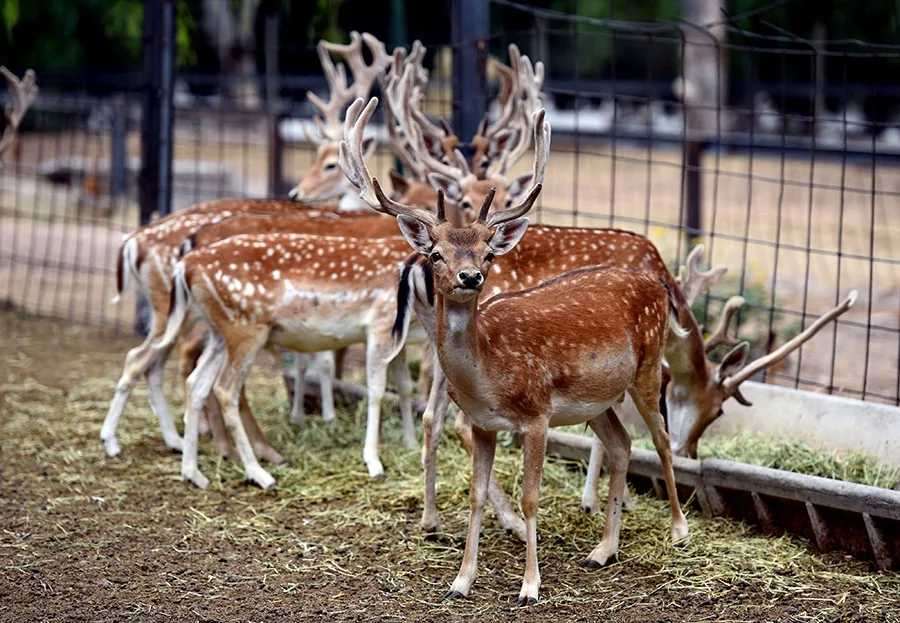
[548,393,622,427]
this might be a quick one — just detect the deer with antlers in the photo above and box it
[342,97,689,605]
[0,67,38,164]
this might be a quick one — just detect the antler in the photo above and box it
[676,245,728,306]
[320,31,392,100]
[704,295,744,354]
[382,51,428,181]
[482,44,522,140]
[0,67,38,163]
[339,97,440,226]
[307,32,392,143]
[721,290,859,393]
[486,52,545,179]
[481,108,551,227]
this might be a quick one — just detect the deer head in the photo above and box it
[340,96,549,300]
[0,67,38,164]
[289,32,389,204]
[666,287,858,458]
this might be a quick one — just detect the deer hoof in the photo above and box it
[442,590,466,602]
[516,596,538,607]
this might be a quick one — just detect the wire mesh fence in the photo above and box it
[0,0,897,407]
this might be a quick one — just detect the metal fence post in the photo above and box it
[136,0,175,335]
[451,0,489,145]
[677,0,727,252]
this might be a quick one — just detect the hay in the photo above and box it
[3,311,900,620]
[630,431,900,490]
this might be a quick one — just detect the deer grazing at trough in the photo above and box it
[343,97,690,605]
[0,66,38,164]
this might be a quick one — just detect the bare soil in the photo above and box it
[2,310,899,622]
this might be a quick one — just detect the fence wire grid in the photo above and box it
[0,0,898,407]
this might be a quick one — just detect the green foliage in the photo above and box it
[1,0,18,40]
[691,270,802,366]
[0,0,198,73]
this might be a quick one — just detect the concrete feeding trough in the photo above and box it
[545,430,900,571]
[287,371,900,570]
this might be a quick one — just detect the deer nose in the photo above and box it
[457,270,484,289]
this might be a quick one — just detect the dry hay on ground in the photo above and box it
[1,310,898,622]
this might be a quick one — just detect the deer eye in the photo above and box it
[462,199,473,210]
[324,162,338,171]
[504,198,512,208]
[429,252,444,263]
[484,252,495,263]
[716,408,724,419]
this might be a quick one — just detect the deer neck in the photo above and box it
[338,189,372,211]
[434,293,489,399]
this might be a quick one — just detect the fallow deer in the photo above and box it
[344,98,689,605]
[286,31,435,211]
[102,199,345,460]
[0,66,38,163]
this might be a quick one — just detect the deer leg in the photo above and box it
[181,335,226,489]
[290,352,310,427]
[204,393,236,460]
[363,333,390,478]
[583,409,631,567]
[101,333,169,457]
[421,359,450,533]
[517,424,548,607]
[333,347,348,380]
[315,351,337,424]
[145,350,184,453]
[581,434,605,514]
[444,425,496,600]
[239,390,287,465]
[177,324,212,437]
[214,357,276,490]
[582,431,635,514]
[629,368,689,545]
[388,346,417,451]
[418,341,434,401]
[455,410,527,542]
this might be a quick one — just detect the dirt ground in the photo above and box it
[2,309,899,622]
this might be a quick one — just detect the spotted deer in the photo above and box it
[416,46,546,223]
[155,203,444,488]
[343,98,690,605]
[0,66,38,163]
[287,31,435,212]
[102,199,348,460]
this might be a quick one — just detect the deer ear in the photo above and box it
[427,173,462,202]
[361,136,377,158]
[489,217,529,255]
[389,169,410,195]
[506,172,534,203]
[714,341,750,383]
[423,133,442,157]
[487,129,516,159]
[396,215,433,254]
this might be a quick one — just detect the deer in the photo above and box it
[375,70,861,537]
[0,66,38,164]
[286,31,436,212]
[102,198,348,460]
[154,179,453,488]
[101,33,431,460]
[342,97,689,605]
